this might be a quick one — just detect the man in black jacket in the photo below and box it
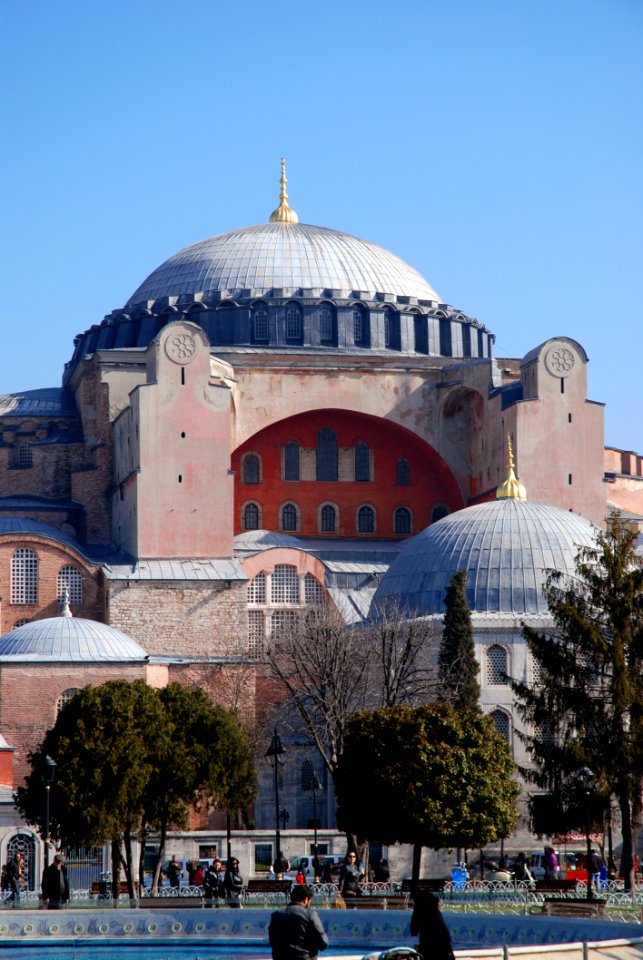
[269,883,328,960]
[41,854,69,909]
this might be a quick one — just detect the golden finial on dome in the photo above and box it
[269,157,299,224]
[496,434,527,501]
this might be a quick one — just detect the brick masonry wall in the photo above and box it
[0,536,103,633]
[106,580,249,658]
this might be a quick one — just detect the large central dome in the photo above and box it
[127,222,440,305]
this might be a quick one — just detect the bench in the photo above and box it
[91,881,132,898]
[245,880,292,905]
[542,897,606,918]
[535,879,579,893]
[342,894,409,910]
[401,879,446,893]
[140,896,204,909]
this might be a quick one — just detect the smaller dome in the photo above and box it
[0,617,148,662]
[372,499,597,617]
[234,529,305,554]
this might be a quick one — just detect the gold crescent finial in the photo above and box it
[496,433,527,500]
[269,157,299,224]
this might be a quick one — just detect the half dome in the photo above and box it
[126,222,440,305]
[371,499,597,617]
[0,617,148,662]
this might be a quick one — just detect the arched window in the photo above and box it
[286,304,302,341]
[253,307,269,342]
[243,453,261,485]
[384,308,400,350]
[243,502,261,530]
[247,572,266,604]
[316,428,338,482]
[414,313,428,354]
[396,458,410,486]
[394,507,412,534]
[431,505,448,523]
[57,565,83,605]
[15,441,32,467]
[319,306,335,343]
[354,442,370,482]
[12,619,29,629]
[353,306,368,345]
[490,709,511,743]
[301,759,315,790]
[11,548,38,604]
[320,504,337,533]
[281,502,298,532]
[284,441,300,481]
[486,644,508,685]
[357,505,375,533]
[271,564,299,604]
[304,573,323,605]
[57,688,79,715]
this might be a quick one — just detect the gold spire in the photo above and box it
[496,434,527,501]
[269,157,299,224]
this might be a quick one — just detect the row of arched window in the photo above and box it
[8,549,83,605]
[243,443,413,487]
[242,501,415,535]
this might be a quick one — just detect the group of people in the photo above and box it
[268,873,454,960]
[2,851,69,909]
[165,853,243,905]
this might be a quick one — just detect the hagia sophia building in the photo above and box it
[0,161,641,875]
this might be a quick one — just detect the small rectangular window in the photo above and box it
[254,843,273,872]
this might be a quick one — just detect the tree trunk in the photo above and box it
[618,786,635,891]
[412,842,422,883]
[123,826,135,899]
[111,839,121,901]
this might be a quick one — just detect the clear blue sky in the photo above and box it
[2,0,641,452]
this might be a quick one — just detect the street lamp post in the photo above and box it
[42,755,57,868]
[265,729,286,861]
[578,766,595,901]
[310,771,321,880]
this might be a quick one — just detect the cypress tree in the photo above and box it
[438,569,480,709]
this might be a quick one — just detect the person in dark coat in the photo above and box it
[269,883,328,960]
[273,850,290,878]
[41,854,70,909]
[203,859,223,906]
[410,890,455,960]
[6,852,23,904]
[223,856,243,907]
[166,854,182,889]
[338,851,362,900]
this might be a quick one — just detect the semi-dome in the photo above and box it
[127,222,440,306]
[371,498,597,617]
[0,616,148,662]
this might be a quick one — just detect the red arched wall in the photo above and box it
[232,410,463,539]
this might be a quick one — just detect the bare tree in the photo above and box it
[361,602,440,708]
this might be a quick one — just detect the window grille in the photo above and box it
[244,502,260,530]
[432,505,448,523]
[396,458,410,486]
[284,442,300,481]
[270,609,299,648]
[352,308,363,344]
[304,573,323,605]
[16,441,32,467]
[248,610,265,658]
[384,313,391,348]
[394,507,412,534]
[253,308,269,341]
[319,307,333,342]
[358,505,375,533]
[354,442,370,482]
[243,453,261,485]
[531,656,543,687]
[271,565,299,604]
[11,548,38,604]
[57,688,79,714]
[321,504,336,532]
[12,619,29,629]
[281,502,298,532]
[490,710,510,742]
[487,645,508,685]
[316,428,338,482]
[286,305,302,340]
[57,565,83,605]
[247,572,266,604]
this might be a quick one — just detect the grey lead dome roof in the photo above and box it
[0,617,148,662]
[127,222,440,304]
[371,499,597,617]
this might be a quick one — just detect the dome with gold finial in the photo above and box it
[496,435,527,501]
[269,158,299,224]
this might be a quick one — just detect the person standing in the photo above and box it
[7,852,24,905]
[166,855,182,890]
[338,851,362,901]
[269,883,329,960]
[410,889,455,960]
[223,856,243,907]
[41,853,69,909]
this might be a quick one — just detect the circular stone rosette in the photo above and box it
[22,924,34,935]
[218,922,229,933]
[49,924,60,935]
[123,922,134,933]
[0,924,8,934]
[147,922,158,934]
[99,923,109,934]
[195,922,205,933]
[73,924,84,935]
[171,922,182,933]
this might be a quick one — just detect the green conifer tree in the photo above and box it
[438,569,480,709]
